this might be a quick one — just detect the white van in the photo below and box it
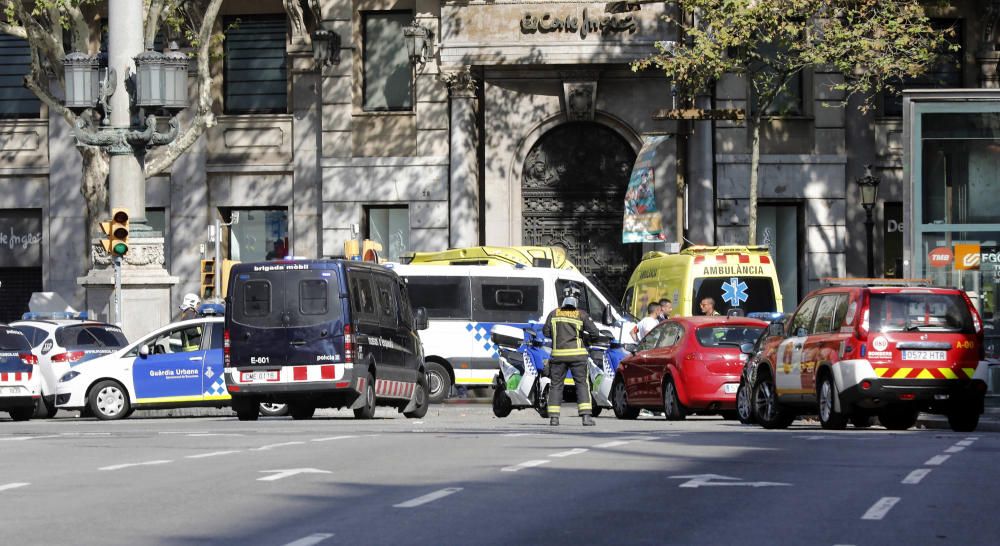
[386,264,635,403]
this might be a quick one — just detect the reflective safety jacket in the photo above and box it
[542,307,600,362]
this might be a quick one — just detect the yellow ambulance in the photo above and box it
[402,246,576,270]
[623,245,783,318]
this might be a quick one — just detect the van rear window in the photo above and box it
[232,271,343,328]
[244,280,272,317]
[693,276,777,315]
[869,293,974,334]
[406,277,471,319]
[300,279,328,315]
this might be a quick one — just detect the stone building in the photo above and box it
[0,0,997,329]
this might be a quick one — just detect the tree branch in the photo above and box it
[0,22,26,39]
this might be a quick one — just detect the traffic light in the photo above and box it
[200,259,215,299]
[100,208,130,257]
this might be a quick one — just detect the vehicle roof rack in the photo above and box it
[819,278,933,287]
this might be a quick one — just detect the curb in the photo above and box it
[917,413,1000,433]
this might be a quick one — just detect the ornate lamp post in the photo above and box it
[856,164,881,278]
[403,20,431,66]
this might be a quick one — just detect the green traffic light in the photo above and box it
[112,242,128,256]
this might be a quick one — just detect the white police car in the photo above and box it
[0,326,41,421]
[55,314,227,420]
[12,314,128,418]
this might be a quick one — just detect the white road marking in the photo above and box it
[0,482,29,491]
[594,440,630,448]
[965,436,979,441]
[861,497,900,520]
[257,468,332,482]
[956,440,973,447]
[412,420,424,424]
[59,432,112,436]
[187,433,244,437]
[312,435,358,442]
[945,446,965,453]
[669,474,791,488]
[925,455,950,466]
[186,450,241,459]
[100,460,173,471]
[549,448,588,458]
[393,487,463,508]
[281,533,334,546]
[503,433,539,437]
[501,460,550,472]
[251,441,305,451]
[0,435,61,442]
[902,468,932,484]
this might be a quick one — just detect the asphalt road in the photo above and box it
[1,405,997,546]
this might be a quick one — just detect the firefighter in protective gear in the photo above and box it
[542,283,601,426]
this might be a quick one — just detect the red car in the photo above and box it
[612,316,768,420]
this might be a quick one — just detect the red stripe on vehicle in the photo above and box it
[760,256,770,264]
[293,367,307,381]
[321,365,335,379]
[739,255,750,263]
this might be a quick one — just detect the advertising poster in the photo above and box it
[623,135,670,243]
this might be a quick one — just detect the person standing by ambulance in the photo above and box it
[543,284,601,426]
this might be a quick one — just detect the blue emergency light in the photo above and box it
[21,311,89,320]
[197,303,225,316]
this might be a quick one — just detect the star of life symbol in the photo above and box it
[722,277,748,306]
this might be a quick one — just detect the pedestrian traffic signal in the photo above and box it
[100,208,130,257]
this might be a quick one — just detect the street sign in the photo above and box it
[928,247,953,268]
[669,474,791,488]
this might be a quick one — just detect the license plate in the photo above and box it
[901,350,947,361]
[724,383,739,394]
[241,370,279,382]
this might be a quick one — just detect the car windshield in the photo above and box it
[692,276,777,315]
[56,325,128,349]
[869,293,975,334]
[695,325,765,347]
[0,329,30,351]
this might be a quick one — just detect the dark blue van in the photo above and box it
[224,259,428,420]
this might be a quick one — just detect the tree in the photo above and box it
[634,0,947,244]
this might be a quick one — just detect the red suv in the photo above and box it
[749,282,987,432]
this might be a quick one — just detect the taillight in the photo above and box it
[51,351,85,363]
[344,324,353,363]
[19,353,37,365]
[858,309,870,338]
[223,329,230,367]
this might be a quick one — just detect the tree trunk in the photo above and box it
[79,147,110,239]
[747,117,761,246]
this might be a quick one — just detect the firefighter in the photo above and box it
[542,283,601,426]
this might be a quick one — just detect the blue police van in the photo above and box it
[224,259,429,420]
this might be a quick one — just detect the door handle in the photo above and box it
[188,356,204,361]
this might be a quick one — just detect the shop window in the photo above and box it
[223,208,288,262]
[882,19,962,117]
[0,34,41,119]
[224,15,288,114]
[362,11,413,111]
[366,205,409,262]
[920,112,1000,225]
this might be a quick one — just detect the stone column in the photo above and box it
[443,66,480,248]
[108,0,147,223]
[978,51,1000,89]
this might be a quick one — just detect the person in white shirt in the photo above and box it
[632,302,662,342]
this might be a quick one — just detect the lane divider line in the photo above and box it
[594,440,630,449]
[502,460,550,472]
[281,533,335,546]
[0,435,61,442]
[944,446,965,454]
[252,442,306,451]
[902,468,931,485]
[186,450,241,459]
[312,435,359,442]
[956,440,974,447]
[0,482,29,491]
[549,448,589,458]
[925,455,950,466]
[100,460,173,471]
[861,497,900,520]
[394,487,463,508]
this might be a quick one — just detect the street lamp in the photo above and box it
[403,20,431,66]
[856,164,881,278]
[311,27,341,68]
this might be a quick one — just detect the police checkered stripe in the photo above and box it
[873,367,976,380]
[375,379,414,399]
[695,253,770,265]
[0,372,31,382]
[225,364,347,384]
[203,378,227,397]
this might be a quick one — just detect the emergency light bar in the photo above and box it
[820,278,932,287]
[196,303,225,316]
[21,311,89,320]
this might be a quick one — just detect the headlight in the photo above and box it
[59,371,80,383]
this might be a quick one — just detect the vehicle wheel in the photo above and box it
[9,406,33,422]
[753,374,793,429]
[424,361,451,404]
[289,403,316,420]
[492,381,513,418]
[591,405,603,418]
[662,377,686,421]
[818,375,847,430]
[232,398,259,421]
[258,402,288,417]
[404,376,430,419]
[34,395,57,419]
[88,380,131,421]
[879,405,919,431]
[611,377,639,420]
[353,372,377,419]
[535,383,550,419]
[851,414,875,428]
[720,410,739,420]
[946,403,980,433]
[736,381,756,424]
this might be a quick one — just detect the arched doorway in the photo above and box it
[521,121,640,301]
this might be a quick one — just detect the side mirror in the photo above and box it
[138,345,149,358]
[602,305,615,326]
[414,307,428,331]
[767,322,785,338]
[622,343,638,354]
[740,342,755,355]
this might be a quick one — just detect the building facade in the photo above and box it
[0,0,998,327]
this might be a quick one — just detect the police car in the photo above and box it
[11,314,128,418]
[55,310,227,420]
[0,326,41,421]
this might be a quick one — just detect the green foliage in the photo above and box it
[634,0,946,117]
